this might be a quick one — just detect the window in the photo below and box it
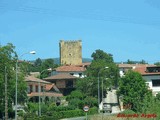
[66,80,73,88]
[41,86,44,92]
[79,73,82,77]
[70,73,74,75]
[35,85,38,92]
[152,79,160,87]
[29,85,33,93]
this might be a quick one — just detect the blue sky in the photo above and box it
[0,0,160,63]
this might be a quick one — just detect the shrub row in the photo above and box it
[24,107,97,120]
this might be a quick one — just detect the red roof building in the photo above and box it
[25,76,63,102]
[133,65,160,96]
[44,73,77,95]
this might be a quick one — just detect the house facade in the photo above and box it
[118,64,152,77]
[118,63,160,96]
[25,76,63,102]
[134,66,160,96]
[44,74,77,95]
[52,64,88,78]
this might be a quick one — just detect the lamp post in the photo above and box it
[15,51,36,120]
[38,68,52,117]
[97,67,108,113]
[5,66,8,120]
[102,78,109,103]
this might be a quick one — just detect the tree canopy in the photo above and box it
[74,49,119,104]
[118,70,152,112]
[87,49,119,88]
[91,49,114,63]
[0,43,27,118]
[29,58,58,78]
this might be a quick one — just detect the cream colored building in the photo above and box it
[59,40,82,65]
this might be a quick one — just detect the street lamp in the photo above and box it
[15,51,36,120]
[38,68,52,117]
[98,66,108,113]
[102,78,109,103]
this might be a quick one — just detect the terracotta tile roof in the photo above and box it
[118,64,154,68]
[56,65,85,72]
[134,66,160,75]
[45,84,55,91]
[44,73,77,80]
[77,62,91,66]
[27,92,63,97]
[134,66,147,75]
[25,76,50,84]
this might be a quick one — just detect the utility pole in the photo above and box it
[5,66,8,120]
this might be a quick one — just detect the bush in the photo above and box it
[88,107,98,115]
[24,113,38,120]
[122,109,135,114]
[53,109,85,119]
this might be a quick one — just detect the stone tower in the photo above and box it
[59,40,82,65]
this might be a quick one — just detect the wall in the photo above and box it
[59,40,82,65]
[143,75,160,95]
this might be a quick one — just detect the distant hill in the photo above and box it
[54,58,92,64]
[82,58,92,63]
[30,58,92,65]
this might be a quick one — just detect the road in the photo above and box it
[60,116,85,120]
[100,89,121,113]
[60,113,117,120]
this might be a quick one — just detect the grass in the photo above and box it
[88,114,158,120]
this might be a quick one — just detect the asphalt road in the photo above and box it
[102,89,121,113]
[60,116,85,120]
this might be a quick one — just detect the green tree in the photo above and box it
[28,58,42,72]
[154,62,160,66]
[40,58,58,78]
[127,59,136,64]
[76,77,98,97]
[66,90,85,109]
[41,58,56,69]
[91,49,113,63]
[0,43,16,118]
[139,59,147,64]
[0,43,27,118]
[34,58,42,67]
[28,58,58,78]
[87,49,119,88]
[118,70,152,112]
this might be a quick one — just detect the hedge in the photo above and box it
[24,107,97,120]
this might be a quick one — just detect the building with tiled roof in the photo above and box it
[134,65,160,96]
[52,65,87,78]
[44,73,77,95]
[118,63,160,96]
[56,65,85,72]
[25,76,63,102]
[118,63,155,77]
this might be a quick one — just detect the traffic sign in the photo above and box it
[83,105,89,112]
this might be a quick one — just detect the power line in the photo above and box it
[0,3,160,27]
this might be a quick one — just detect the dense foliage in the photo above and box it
[28,58,58,78]
[118,70,152,112]
[86,49,119,97]
[24,102,97,120]
[0,43,27,118]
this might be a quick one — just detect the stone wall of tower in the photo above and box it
[59,40,82,65]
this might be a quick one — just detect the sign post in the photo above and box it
[83,105,89,120]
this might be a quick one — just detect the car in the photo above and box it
[103,103,112,113]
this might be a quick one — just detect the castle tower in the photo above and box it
[59,40,82,65]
